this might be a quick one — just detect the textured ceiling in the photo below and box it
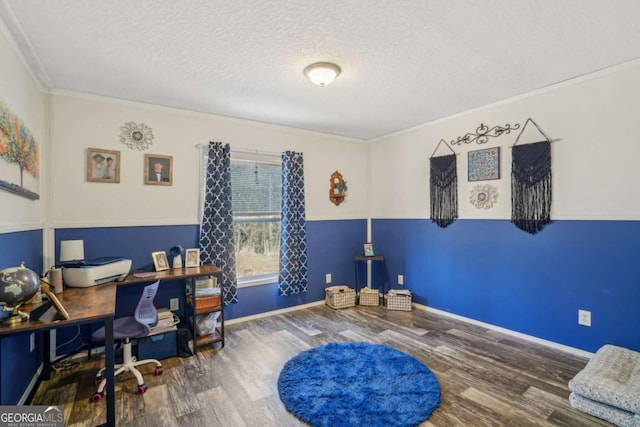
[2,0,640,140]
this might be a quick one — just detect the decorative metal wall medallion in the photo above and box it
[119,122,154,150]
[469,184,498,210]
[451,122,520,146]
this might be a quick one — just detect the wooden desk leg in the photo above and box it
[104,317,115,427]
[42,331,52,381]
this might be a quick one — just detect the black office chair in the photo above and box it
[91,280,163,401]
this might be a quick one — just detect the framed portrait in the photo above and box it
[152,251,170,272]
[363,242,375,257]
[185,248,200,268]
[145,153,173,186]
[87,148,120,183]
[468,147,500,181]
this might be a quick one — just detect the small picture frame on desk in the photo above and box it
[41,285,71,320]
[363,242,375,257]
[152,251,170,272]
[185,248,200,268]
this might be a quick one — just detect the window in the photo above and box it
[231,154,281,285]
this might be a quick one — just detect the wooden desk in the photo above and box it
[0,284,117,427]
[118,265,221,285]
[0,265,222,426]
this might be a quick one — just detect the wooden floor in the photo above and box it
[32,304,610,426]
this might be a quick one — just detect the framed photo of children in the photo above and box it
[185,248,200,268]
[145,153,173,186]
[87,148,120,183]
[152,251,170,272]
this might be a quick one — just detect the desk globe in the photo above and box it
[0,262,40,324]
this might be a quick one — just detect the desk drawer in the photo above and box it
[138,331,177,360]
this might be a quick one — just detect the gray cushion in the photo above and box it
[570,392,640,427]
[92,316,150,342]
[569,344,640,415]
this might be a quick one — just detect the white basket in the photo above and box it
[386,292,412,311]
[325,286,356,309]
[358,290,380,306]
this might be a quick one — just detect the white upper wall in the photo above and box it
[369,61,640,220]
[0,26,46,232]
[50,93,369,228]
[5,19,640,233]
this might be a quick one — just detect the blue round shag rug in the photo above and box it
[277,342,440,427]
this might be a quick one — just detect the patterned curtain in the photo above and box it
[199,141,238,304]
[278,151,308,296]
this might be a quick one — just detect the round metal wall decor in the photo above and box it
[119,122,154,150]
[469,184,498,210]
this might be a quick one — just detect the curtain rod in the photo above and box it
[194,144,282,156]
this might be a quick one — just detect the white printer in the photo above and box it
[62,257,132,288]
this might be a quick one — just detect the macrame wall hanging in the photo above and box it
[511,118,553,234]
[430,140,458,228]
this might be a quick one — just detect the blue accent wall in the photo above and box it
[372,218,640,353]
[54,219,366,328]
[55,225,200,272]
[0,229,44,404]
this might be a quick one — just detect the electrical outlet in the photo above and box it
[170,298,179,311]
[398,275,404,286]
[30,333,35,352]
[578,309,591,327]
[325,273,332,284]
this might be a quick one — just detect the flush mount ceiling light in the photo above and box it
[304,62,341,87]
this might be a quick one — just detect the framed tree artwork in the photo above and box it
[0,99,40,199]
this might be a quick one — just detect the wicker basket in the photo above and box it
[385,292,412,311]
[325,286,356,309]
[358,290,380,306]
[193,295,221,311]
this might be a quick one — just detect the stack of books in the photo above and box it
[149,307,179,336]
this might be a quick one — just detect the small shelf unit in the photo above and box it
[185,266,225,352]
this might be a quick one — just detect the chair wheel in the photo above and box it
[137,384,148,394]
[94,375,103,386]
[155,367,163,376]
[91,392,103,402]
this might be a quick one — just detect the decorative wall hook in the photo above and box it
[451,122,520,146]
